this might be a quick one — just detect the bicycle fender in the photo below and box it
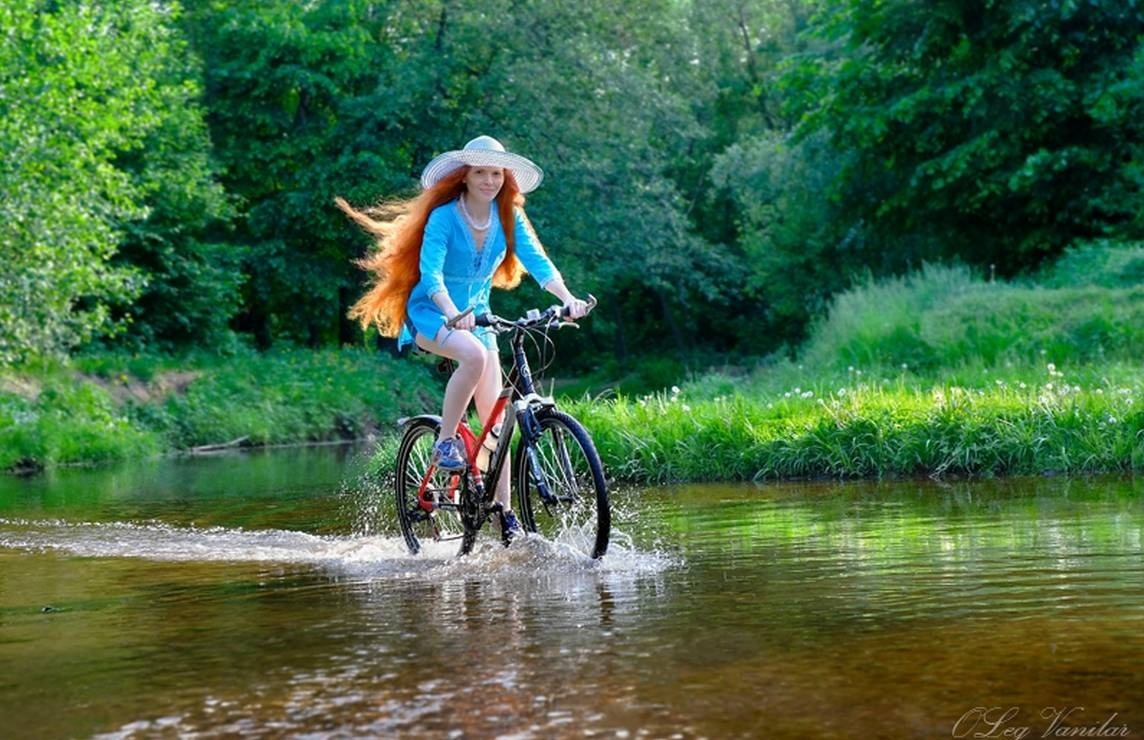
[396,414,442,429]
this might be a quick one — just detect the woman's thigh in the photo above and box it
[415,327,486,365]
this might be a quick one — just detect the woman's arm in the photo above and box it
[512,208,587,318]
[543,277,589,319]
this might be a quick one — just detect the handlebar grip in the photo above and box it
[560,294,598,319]
[445,307,474,329]
[474,313,494,328]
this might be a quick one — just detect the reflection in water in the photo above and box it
[0,451,1142,738]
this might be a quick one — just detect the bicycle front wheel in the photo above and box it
[515,410,610,558]
[394,418,465,555]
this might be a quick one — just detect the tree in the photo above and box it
[792,0,1144,275]
[0,1,145,364]
[0,0,238,364]
[182,0,740,365]
[109,3,241,352]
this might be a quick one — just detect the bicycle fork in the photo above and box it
[515,404,569,506]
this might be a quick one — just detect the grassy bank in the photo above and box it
[5,244,1143,481]
[367,245,1144,483]
[0,348,440,472]
[568,362,1143,483]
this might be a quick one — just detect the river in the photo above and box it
[1,447,1141,738]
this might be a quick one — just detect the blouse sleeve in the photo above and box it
[419,207,450,298]
[513,208,562,288]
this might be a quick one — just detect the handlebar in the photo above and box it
[441,295,599,333]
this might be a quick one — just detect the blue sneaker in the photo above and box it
[500,510,522,545]
[432,437,467,471]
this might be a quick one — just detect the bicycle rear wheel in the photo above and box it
[394,418,465,555]
[515,409,610,558]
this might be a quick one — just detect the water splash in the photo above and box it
[0,517,677,579]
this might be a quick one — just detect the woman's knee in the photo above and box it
[447,333,488,373]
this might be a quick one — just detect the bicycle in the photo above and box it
[393,298,610,559]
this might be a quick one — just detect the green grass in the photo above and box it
[1,347,441,471]
[801,244,1144,370]
[561,361,1144,483]
[7,242,1144,481]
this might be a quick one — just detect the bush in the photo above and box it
[799,263,982,371]
[800,253,1144,372]
[1039,240,1144,289]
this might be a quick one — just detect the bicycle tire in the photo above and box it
[394,417,465,555]
[514,409,610,558]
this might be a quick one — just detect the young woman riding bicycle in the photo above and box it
[336,135,590,537]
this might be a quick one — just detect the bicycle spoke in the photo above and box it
[516,410,610,558]
[395,419,466,554]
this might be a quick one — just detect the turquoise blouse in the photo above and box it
[401,199,561,349]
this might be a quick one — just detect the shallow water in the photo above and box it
[1,448,1142,739]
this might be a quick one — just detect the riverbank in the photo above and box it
[4,351,1141,481]
[6,248,1142,480]
[0,348,441,473]
[350,360,1142,484]
[571,361,1143,483]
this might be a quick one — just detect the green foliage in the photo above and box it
[151,348,439,448]
[800,252,1144,372]
[367,366,1144,482]
[1,349,441,472]
[790,0,1144,274]
[0,0,149,363]
[8,0,1143,371]
[1038,240,1144,289]
[108,16,242,352]
[0,0,238,364]
[566,369,1144,483]
[923,285,1144,366]
[0,367,160,471]
[710,130,848,345]
[800,263,982,370]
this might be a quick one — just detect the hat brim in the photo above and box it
[420,149,544,193]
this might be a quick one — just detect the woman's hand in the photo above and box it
[447,308,476,331]
[545,279,591,320]
[563,296,589,320]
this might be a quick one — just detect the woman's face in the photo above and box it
[464,166,504,205]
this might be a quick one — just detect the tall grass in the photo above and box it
[565,368,1143,483]
[561,242,1144,483]
[8,243,1143,481]
[0,365,161,470]
[800,249,1144,371]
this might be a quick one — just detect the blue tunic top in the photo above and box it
[401,199,561,349]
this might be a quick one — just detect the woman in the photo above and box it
[337,135,588,535]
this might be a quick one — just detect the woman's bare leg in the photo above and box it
[415,329,488,443]
[472,348,511,508]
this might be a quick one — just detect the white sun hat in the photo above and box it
[419,135,544,193]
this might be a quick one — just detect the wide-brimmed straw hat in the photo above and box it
[420,135,544,193]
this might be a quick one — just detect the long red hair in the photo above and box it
[338,167,527,336]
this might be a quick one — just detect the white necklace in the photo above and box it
[458,195,492,232]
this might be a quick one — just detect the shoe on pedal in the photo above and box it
[500,510,522,546]
[432,437,467,471]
